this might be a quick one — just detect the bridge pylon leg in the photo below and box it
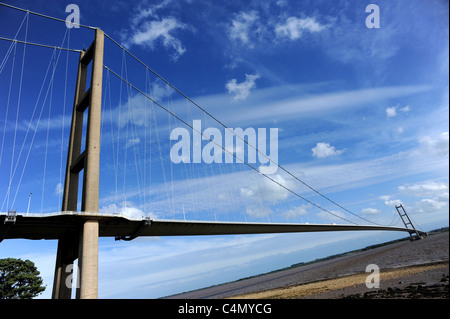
[52,28,104,299]
[76,220,99,299]
[52,233,78,299]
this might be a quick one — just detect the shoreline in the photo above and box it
[166,231,449,299]
[228,261,449,299]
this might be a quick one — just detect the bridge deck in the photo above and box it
[0,212,421,242]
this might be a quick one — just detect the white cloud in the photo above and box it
[381,181,449,216]
[386,104,410,118]
[384,199,403,207]
[226,74,260,100]
[311,142,344,158]
[130,0,173,26]
[417,198,448,211]
[418,132,449,157]
[386,106,397,117]
[129,17,188,59]
[398,181,449,215]
[399,181,448,197]
[414,195,449,215]
[275,17,326,40]
[120,0,190,59]
[229,11,260,47]
[240,174,293,204]
[228,13,326,48]
[100,203,158,220]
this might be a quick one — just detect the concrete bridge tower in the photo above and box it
[52,28,104,299]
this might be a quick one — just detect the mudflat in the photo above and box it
[166,231,449,299]
[231,261,448,299]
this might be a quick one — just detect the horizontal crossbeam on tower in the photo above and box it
[0,212,424,242]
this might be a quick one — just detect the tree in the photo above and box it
[0,258,46,299]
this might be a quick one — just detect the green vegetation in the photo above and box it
[0,258,46,299]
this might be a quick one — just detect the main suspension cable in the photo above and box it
[105,65,358,225]
[0,2,96,30]
[103,33,384,226]
[0,2,384,225]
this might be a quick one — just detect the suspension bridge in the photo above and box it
[0,3,425,299]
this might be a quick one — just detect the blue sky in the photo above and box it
[0,0,448,298]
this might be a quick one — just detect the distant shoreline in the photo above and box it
[165,228,449,299]
[230,227,448,283]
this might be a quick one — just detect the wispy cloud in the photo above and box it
[224,84,431,126]
[98,129,448,226]
[120,0,191,60]
[401,105,411,113]
[225,74,260,101]
[229,11,260,48]
[227,11,326,49]
[240,174,293,204]
[417,132,449,157]
[129,0,173,26]
[129,17,188,59]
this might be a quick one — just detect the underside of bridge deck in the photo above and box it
[0,212,422,242]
